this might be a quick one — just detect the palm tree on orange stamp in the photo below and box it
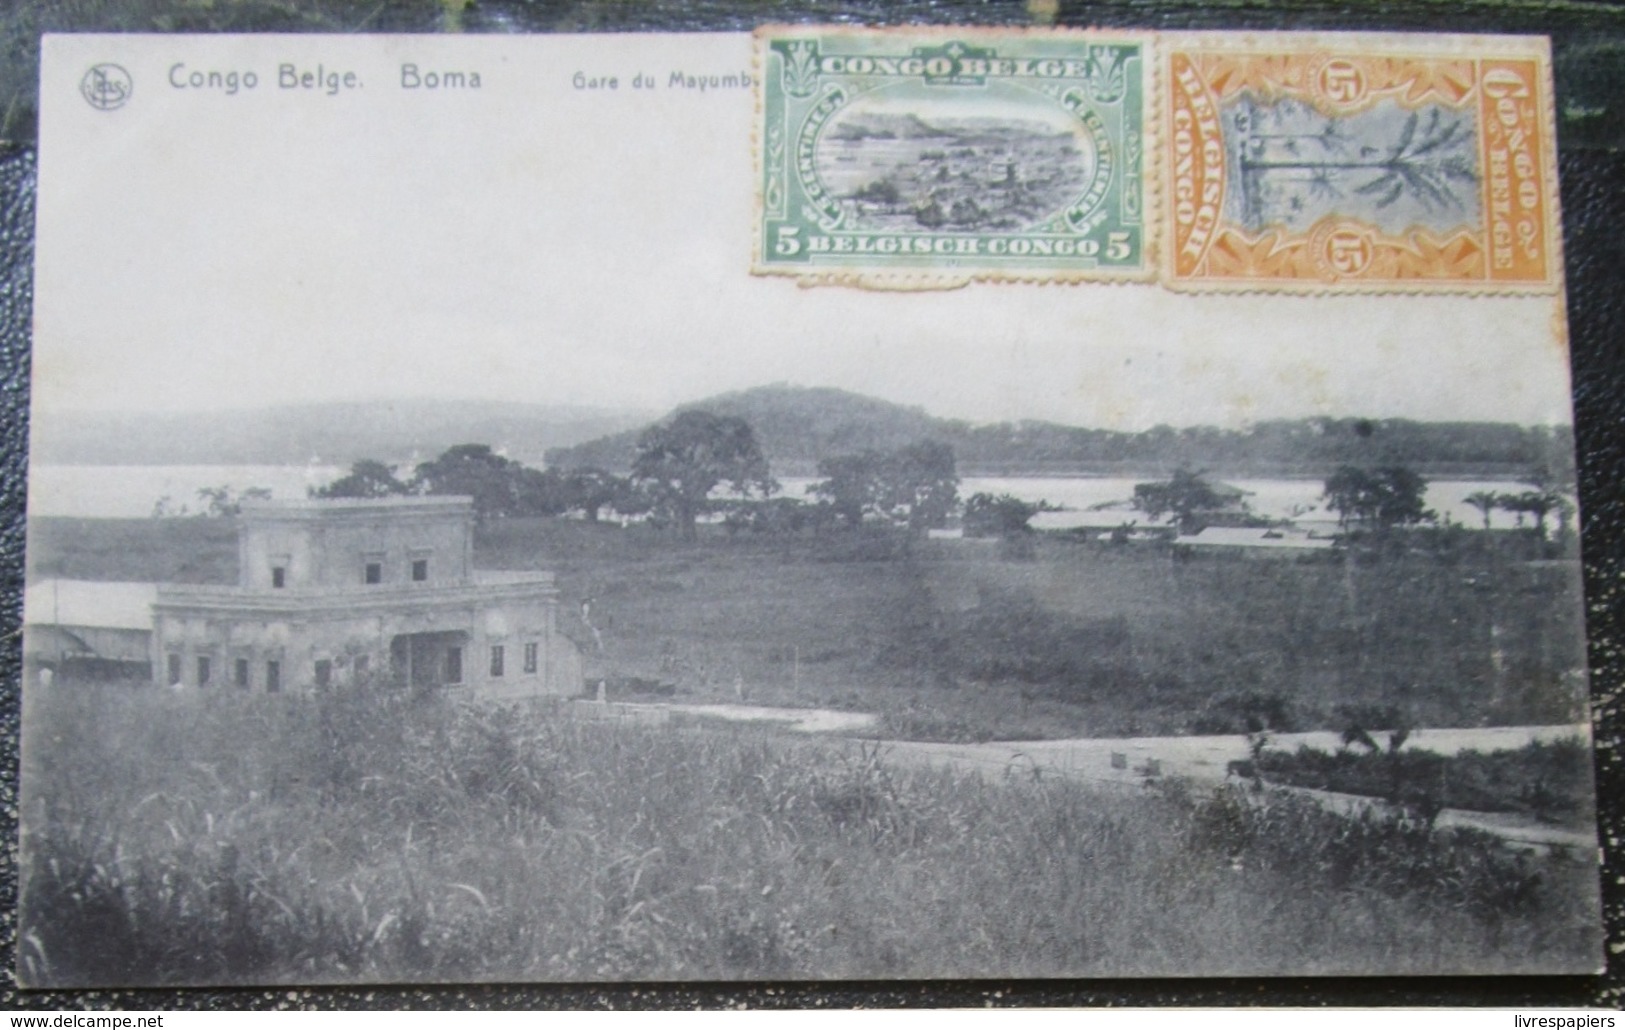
[1163,34,1559,292]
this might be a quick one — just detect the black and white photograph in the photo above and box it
[14,31,1605,987]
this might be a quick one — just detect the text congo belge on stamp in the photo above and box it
[753,27,1153,285]
[1163,33,1560,292]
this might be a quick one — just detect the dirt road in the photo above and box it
[611,701,1594,850]
[880,725,1588,787]
[878,726,1597,850]
[570,699,1594,848]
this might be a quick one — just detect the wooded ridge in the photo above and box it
[546,384,1575,479]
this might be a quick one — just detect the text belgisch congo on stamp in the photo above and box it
[753,27,1153,285]
[1163,33,1560,292]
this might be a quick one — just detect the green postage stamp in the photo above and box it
[754,27,1153,284]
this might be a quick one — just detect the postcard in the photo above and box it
[18,31,1602,986]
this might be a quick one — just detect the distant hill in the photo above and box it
[830,112,949,141]
[545,384,1576,480]
[544,385,959,475]
[32,399,651,468]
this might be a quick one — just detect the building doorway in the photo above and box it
[389,630,470,689]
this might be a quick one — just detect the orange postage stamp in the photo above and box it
[1162,33,1559,292]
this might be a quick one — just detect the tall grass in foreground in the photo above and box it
[19,685,1602,986]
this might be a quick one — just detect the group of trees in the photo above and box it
[1131,468,1234,532]
[1129,464,1440,536]
[151,484,273,518]
[220,432,1575,549]
[1127,464,1573,540]
[810,440,959,535]
[628,411,775,541]
[314,411,973,541]
[723,438,971,538]
[1324,466,1570,539]
[1322,466,1434,532]
[962,492,1054,538]
[315,446,647,525]
[1462,488,1572,540]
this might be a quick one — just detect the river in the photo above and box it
[26,464,1552,530]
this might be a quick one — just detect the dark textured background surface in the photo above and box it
[1,0,1622,1010]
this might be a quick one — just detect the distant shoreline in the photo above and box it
[27,459,1552,483]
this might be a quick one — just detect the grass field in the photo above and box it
[18,685,1603,985]
[27,515,1590,740]
[480,519,1588,739]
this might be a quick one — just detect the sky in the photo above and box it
[29,33,1576,433]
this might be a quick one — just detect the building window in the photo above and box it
[271,566,287,589]
[524,642,539,675]
[364,562,382,585]
[234,658,250,689]
[166,652,182,686]
[444,645,463,684]
[266,660,281,693]
[411,558,429,582]
[490,645,505,678]
[196,656,211,687]
[314,659,332,688]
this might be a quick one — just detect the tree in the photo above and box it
[411,444,540,522]
[851,179,901,211]
[1554,494,1578,546]
[1132,467,1226,531]
[608,477,657,521]
[195,485,272,517]
[555,466,625,523]
[1463,489,1499,531]
[1499,490,1560,541]
[313,460,412,500]
[963,492,1046,538]
[722,497,817,536]
[1323,466,1374,529]
[1522,465,1577,546]
[811,441,961,534]
[631,411,775,541]
[1235,102,1477,232]
[878,440,959,534]
[811,451,886,529]
[1323,465,1433,531]
[512,465,568,517]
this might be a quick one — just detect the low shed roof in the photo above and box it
[1032,510,1175,531]
[24,579,157,631]
[1176,528,1336,550]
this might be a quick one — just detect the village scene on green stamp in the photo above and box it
[757,33,1144,274]
[16,32,1603,988]
[815,105,1093,233]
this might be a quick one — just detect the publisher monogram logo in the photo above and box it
[80,63,132,110]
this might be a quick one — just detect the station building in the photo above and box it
[148,496,582,697]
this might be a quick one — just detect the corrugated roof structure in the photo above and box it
[1175,527,1336,550]
[23,579,157,631]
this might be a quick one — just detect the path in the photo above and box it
[577,699,1594,850]
[879,726,1596,850]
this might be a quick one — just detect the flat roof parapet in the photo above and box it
[154,574,560,615]
[239,496,475,517]
[157,570,556,600]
